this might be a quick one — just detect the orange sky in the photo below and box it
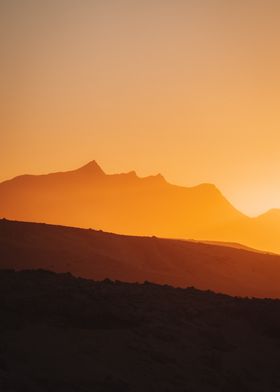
[1,0,280,216]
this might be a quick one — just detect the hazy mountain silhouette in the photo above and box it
[0,161,279,253]
[2,219,280,298]
[1,269,280,392]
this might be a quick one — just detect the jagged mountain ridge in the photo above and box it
[0,161,279,252]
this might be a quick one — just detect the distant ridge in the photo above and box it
[256,208,280,221]
[0,160,280,253]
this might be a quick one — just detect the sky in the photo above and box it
[1,0,280,216]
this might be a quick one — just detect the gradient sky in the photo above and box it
[1,0,280,216]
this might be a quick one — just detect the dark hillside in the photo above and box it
[1,219,280,297]
[0,270,280,392]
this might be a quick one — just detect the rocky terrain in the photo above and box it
[0,269,280,392]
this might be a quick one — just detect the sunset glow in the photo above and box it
[2,3,280,389]
[1,0,280,217]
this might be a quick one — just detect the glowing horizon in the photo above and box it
[1,0,280,216]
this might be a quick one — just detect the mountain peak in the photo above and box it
[76,160,105,176]
[257,208,280,220]
[143,173,166,184]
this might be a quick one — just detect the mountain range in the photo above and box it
[0,160,279,253]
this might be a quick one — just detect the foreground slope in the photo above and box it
[0,269,280,392]
[0,161,279,253]
[1,219,280,298]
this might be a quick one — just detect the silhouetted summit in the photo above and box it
[75,160,105,176]
[0,160,244,240]
[0,161,280,253]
